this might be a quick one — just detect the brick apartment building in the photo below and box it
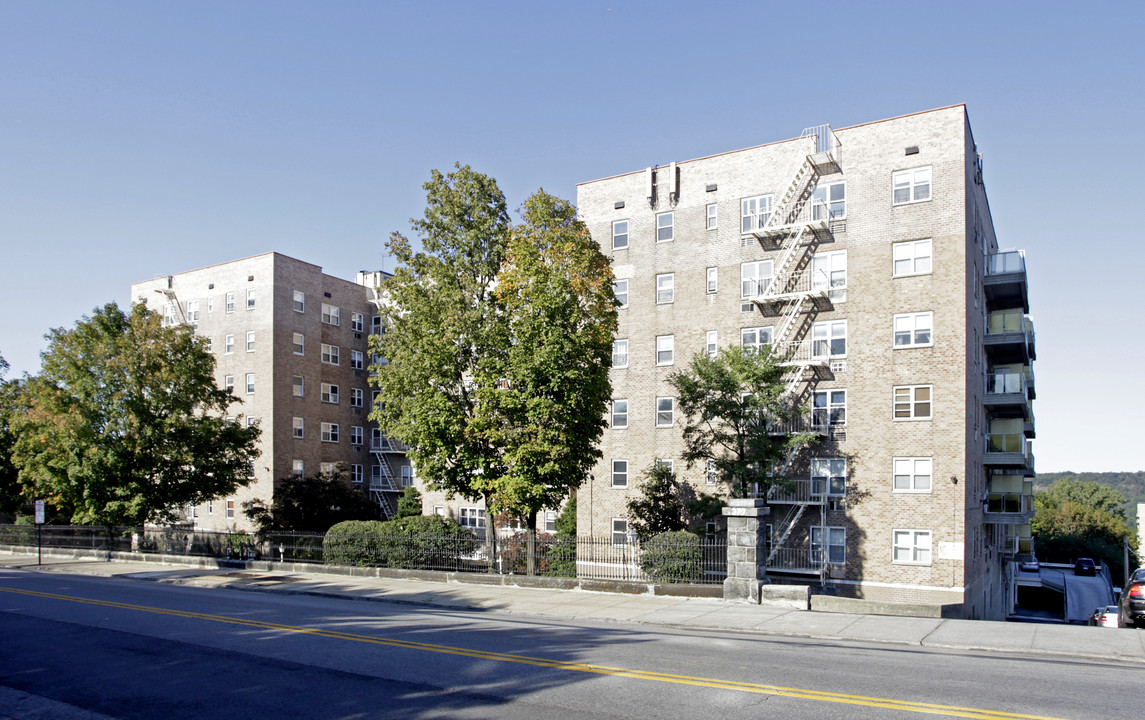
[575,105,1035,619]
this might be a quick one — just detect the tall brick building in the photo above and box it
[576,105,1035,619]
[131,253,411,531]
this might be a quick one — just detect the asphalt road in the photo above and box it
[0,565,1136,720]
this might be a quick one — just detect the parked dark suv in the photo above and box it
[1074,558,1098,576]
[1118,568,1145,628]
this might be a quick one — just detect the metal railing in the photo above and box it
[986,493,1034,514]
[986,372,1027,395]
[988,432,1030,456]
[986,250,1026,276]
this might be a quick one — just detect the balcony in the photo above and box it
[768,479,844,505]
[986,432,1034,471]
[371,437,408,453]
[984,250,1029,312]
[774,339,833,369]
[984,474,1035,525]
[984,371,1033,419]
[985,310,1036,363]
[743,268,835,304]
[748,197,830,241]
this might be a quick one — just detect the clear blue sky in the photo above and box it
[1,1,1141,472]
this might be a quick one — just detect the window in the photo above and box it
[225,292,235,313]
[223,375,234,393]
[321,383,339,404]
[351,388,364,407]
[162,303,177,326]
[371,428,383,449]
[893,458,933,492]
[656,273,674,304]
[655,458,674,473]
[245,373,255,394]
[545,511,557,533]
[614,279,628,309]
[321,344,340,365]
[186,300,200,322]
[292,333,305,355]
[656,212,673,242]
[893,529,932,564]
[655,335,674,366]
[246,289,255,310]
[293,291,305,313]
[321,422,339,443]
[811,526,845,565]
[612,518,629,545]
[224,334,234,354]
[741,260,773,297]
[351,464,364,484]
[705,459,718,486]
[656,397,674,427]
[893,167,931,205]
[349,426,363,446]
[372,315,383,335]
[612,339,629,368]
[741,326,772,353]
[433,505,445,517]
[204,337,213,353]
[706,267,718,294]
[351,312,364,332]
[741,195,773,233]
[893,240,933,277]
[612,220,629,250]
[706,330,718,358]
[893,385,932,420]
[612,399,628,429]
[460,508,486,529]
[811,320,847,358]
[810,458,845,497]
[350,349,364,369]
[247,416,257,428]
[611,460,628,488]
[321,304,340,326]
[812,390,846,429]
[894,312,933,348]
[226,500,235,519]
[400,465,413,488]
[812,250,847,303]
[246,331,255,352]
[292,375,304,397]
[706,203,718,230]
[207,297,213,314]
[292,417,304,439]
[811,181,846,220]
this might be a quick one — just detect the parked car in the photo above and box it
[1118,569,1145,628]
[1089,605,1119,627]
[1018,558,1039,573]
[1074,558,1098,576]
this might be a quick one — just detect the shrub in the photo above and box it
[323,520,389,566]
[639,530,701,583]
[323,516,478,569]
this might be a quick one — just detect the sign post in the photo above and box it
[34,500,45,566]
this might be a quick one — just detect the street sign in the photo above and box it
[34,500,45,525]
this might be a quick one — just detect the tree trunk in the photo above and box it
[526,513,537,576]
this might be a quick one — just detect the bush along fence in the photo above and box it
[0,523,727,585]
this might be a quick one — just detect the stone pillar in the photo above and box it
[722,498,770,603]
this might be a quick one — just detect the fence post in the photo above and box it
[526,529,536,576]
[722,499,770,603]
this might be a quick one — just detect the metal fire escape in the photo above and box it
[359,270,403,519]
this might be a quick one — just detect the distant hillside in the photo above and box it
[1035,472,1145,517]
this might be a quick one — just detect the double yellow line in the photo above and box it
[0,585,1064,720]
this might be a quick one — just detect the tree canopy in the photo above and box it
[1032,478,1137,577]
[0,353,26,516]
[243,469,382,537]
[11,302,261,526]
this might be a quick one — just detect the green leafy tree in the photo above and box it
[0,354,28,516]
[11,303,260,526]
[553,494,577,539]
[1032,478,1137,577]
[669,344,817,498]
[243,469,382,538]
[396,485,423,518]
[626,463,688,541]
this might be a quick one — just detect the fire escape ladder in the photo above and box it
[767,503,808,564]
[370,449,399,518]
[157,288,188,326]
[772,295,806,348]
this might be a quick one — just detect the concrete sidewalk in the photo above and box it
[3,551,1144,665]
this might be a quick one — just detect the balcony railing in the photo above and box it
[986,250,1026,276]
[768,479,844,505]
[371,437,408,453]
[774,339,832,366]
[742,276,773,298]
[986,492,1034,514]
[988,432,1029,456]
[986,371,1027,396]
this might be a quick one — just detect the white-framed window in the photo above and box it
[371,428,383,450]
[706,267,718,294]
[292,417,304,439]
[224,334,234,355]
[811,526,845,565]
[350,426,363,446]
[812,390,846,429]
[400,465,413,488]
[612,518,629,545]
[321,422,339,443]
[893,529,932,565]
[893,240,933,277]
[893,458,933,492]
[656,211,673,242]
[225,292,235,313]
[350,349,364,369]
[612,459,628,488]
[612,399,628,429]
[162,303,177,326]
[893,167,932,205]
[894,312,933,348]
[204,337,213,353]
[292,332,305,355]
[246,331,255,352]
[655,458,674,473]
[741,194,773,233]
[612,220,629,250]
[655,335,674,366]
[208,500,214,515]
[321,383,339,404]
[706,203,718,230]
[292,375,304,397]
[351,464,364,484]
[812,320,847,359]
[319,462,337,475]
[245,373,255,394]
[433,505,445,517]
[246,289,255,310]
[186,300,200,322]
[321,344,340,365]
[226,500,236,518]
[293,291,305,313]
[656,396,674,427]
[614,279,628,309]
[811,181,846,220]
[246,416,257,428]
[460,507,486,529]
[545,511,557,533]
[810,458,846,497]
[741,326,772,353]
[656,273,674,304]
[612,339,629,369]
[350,388,364,407]
[893,385,932,420]
[321,303,340,326]
[292,460,305,477]
[705,458,718,486]
[706,330,718,358]
[741,260,773,297]
[223,375,234,393]
[206,297,213,314]
[372,315,383,335]
[351,312,364,332]
[812,250,847,303]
